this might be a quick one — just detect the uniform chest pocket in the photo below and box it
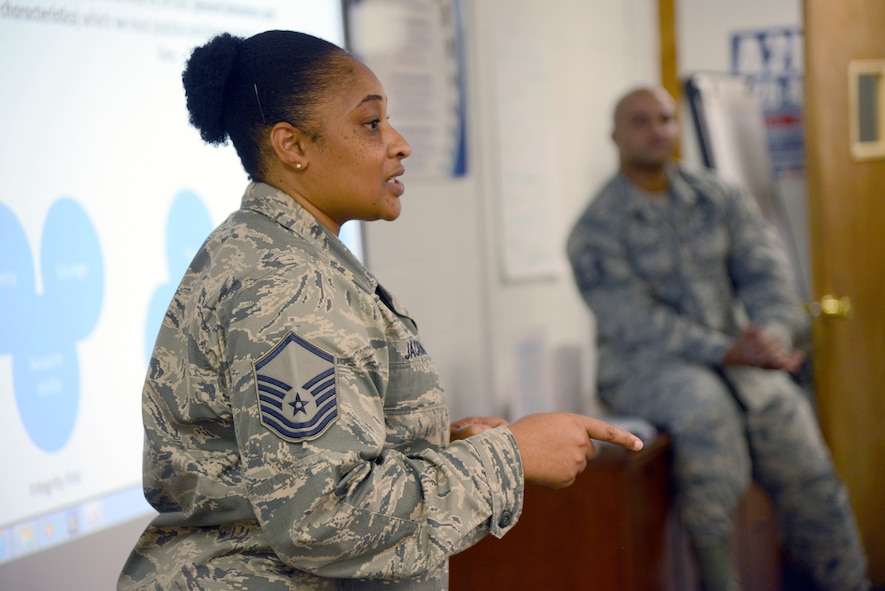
[383,337,448,448]
[625,223,676,281]
[687,223,730,276]
[685,197,729,273]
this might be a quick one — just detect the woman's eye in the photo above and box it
[367,119,381,130]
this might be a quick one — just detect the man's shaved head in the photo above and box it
[613,87,676,132]
[610,86,679,177]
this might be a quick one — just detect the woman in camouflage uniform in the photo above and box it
[118,30,641,591]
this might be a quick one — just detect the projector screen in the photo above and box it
[0,1,350,586]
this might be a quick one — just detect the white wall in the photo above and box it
[366,0,660,422]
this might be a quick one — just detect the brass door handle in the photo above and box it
[807,294,853,319]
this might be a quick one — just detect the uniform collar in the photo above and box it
[240,181,377,295]
[616,162,700,219]
[666,163,701,208]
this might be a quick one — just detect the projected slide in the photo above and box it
[0,0,347,563]
[2,198,102,453]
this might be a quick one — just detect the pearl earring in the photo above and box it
[295,163,302,169]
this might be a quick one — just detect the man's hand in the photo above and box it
[722,323,804,374]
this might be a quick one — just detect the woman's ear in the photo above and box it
[269,122,308,171]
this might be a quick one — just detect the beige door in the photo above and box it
[804,0,885,583]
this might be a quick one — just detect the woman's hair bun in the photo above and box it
[181,33,244,145]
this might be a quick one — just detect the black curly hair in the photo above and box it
[182,30,352,180]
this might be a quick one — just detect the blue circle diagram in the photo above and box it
[41,198,104,340]
[2,197,103,452]
[0,203,36,354]
[14,306,81,453]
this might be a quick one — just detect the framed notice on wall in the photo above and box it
[343,0,468,179]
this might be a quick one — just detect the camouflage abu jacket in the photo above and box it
[118,182,523,590]
[566,165,810,410]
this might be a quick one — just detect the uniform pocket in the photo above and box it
[382,338,448,448]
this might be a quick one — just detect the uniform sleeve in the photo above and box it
[723,184,810,347]
[223,268,524,581]
[567,205,732,366]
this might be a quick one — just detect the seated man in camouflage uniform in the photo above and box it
[566,86,870,591]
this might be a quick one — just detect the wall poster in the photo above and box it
[731,27,806,178]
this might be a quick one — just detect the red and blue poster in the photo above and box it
[732,27,806,178]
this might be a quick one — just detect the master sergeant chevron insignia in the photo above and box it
[253,332,338,442]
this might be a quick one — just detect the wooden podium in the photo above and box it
[449,434,672,591]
